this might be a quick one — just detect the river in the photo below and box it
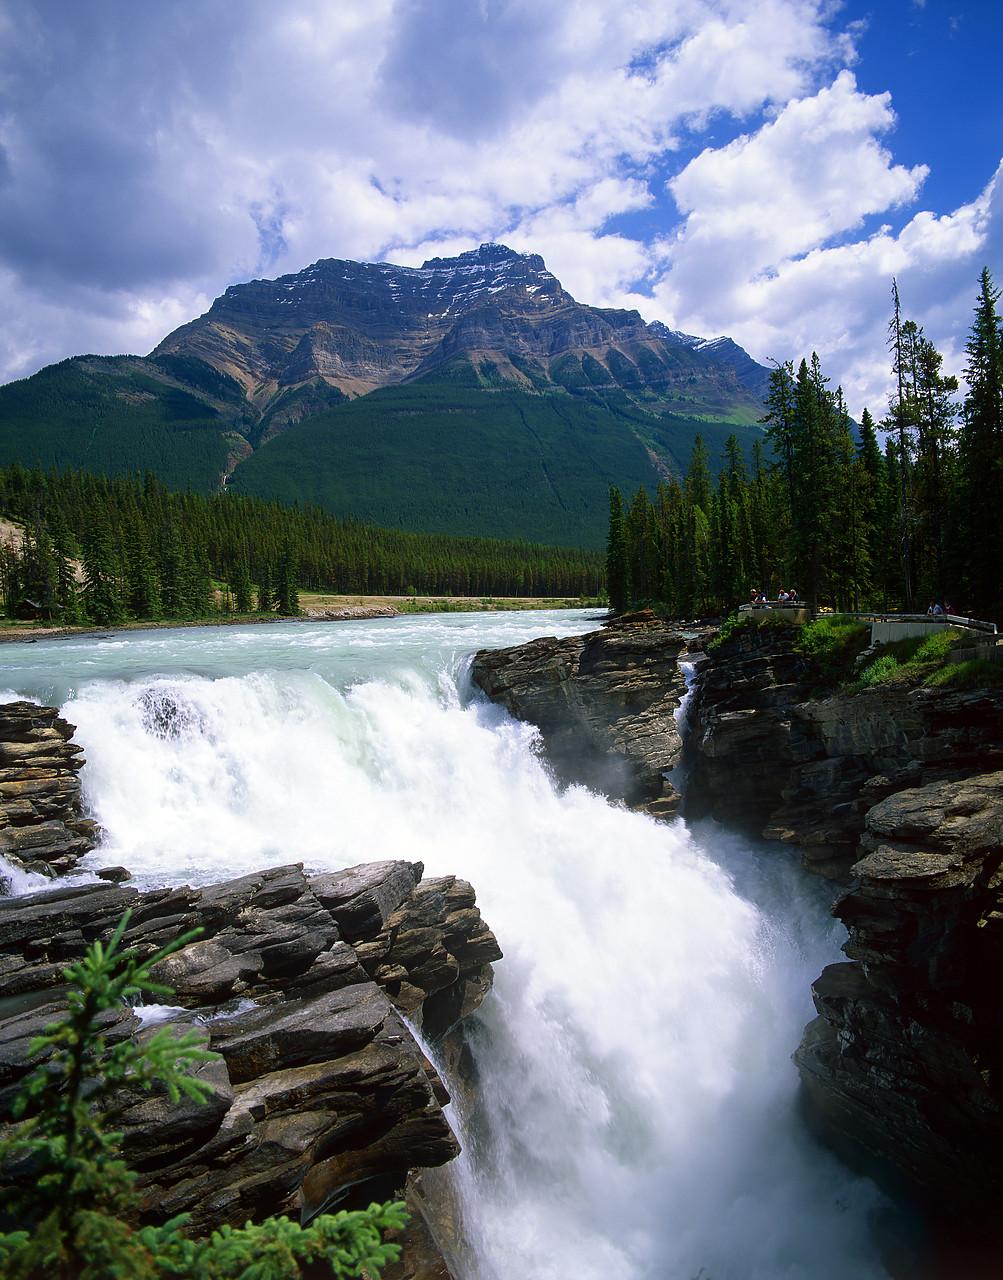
[0,609,897,1279]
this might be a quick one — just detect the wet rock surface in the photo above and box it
[471,614,691,817]
[0,859,501,1276]
[0,701,97,876]
[473,617,1003,1245]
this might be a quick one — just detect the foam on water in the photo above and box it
[0,612,892,1278]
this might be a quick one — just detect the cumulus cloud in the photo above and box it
[638,70,1000,414]
[0,0,997,419]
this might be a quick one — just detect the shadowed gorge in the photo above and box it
[0,610,900,1279]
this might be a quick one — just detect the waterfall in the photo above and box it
[0,613,893,1278]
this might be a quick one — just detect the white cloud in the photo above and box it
[636,72,999,415]
[669,72,926,261]
[0,0,996,427]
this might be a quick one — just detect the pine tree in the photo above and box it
[788,354,838,609]
[887,279,917,610]
[605,486,628,613]
[47,506,81,623]
[122,516,162,620]
[684,434,712,513]
[956,267,1003,613]
[257,562,274,614]
[625,485,658,604]
[230,557,254,614]
[857,408,897,611]
[912,333,958,596]
[81,513,124,625]
[829,393,871,610]
[275,543,300,616]
[760,359,797,521]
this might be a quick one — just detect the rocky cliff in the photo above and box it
[794,773,1003,1242]
[0,701,98,876]
[685,623,1003,880]
[470,612,693,818]
[472,616,1003,1248]
[0,705,501,1278]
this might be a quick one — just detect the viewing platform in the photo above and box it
[739,603,1001,663]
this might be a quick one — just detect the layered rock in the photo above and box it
[686,625,1003,878]
[470,614,690,816]
[153,243,767,421]
[794,773,1003,1234]
[0,700,97,876]
[472,617,1003,1243]
[0,859,501,1271]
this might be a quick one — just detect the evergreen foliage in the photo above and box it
[224,377,664,549]
[0,359,231,494]
[608,271,1002,621]
[0,913,406,1280]
[0,463,604,624]
[953,267,1003,615]
[605,487,628,612]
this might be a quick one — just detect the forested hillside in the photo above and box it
[0,358,240,492]
[0,464,603,626]
[226,366,664,547]
[0,245,770,550]
[607,269,1003,621]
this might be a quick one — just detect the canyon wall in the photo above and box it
[472,615,1003,1245]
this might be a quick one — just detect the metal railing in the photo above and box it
[739,604,998,635]
[836,611,998,635]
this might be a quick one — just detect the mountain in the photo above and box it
[0,245,772,549]
[152,243,768,429]
[649,322,773,402]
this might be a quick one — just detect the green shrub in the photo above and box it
[924,659,1003,689]
[858,653,900,685]
[794,618,870,686]
[707,612,756,651]
[0,912,407,1280]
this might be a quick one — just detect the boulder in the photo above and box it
[471,618,689,815]
[0,858,501,1272]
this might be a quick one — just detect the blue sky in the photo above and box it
[0,0,999,418]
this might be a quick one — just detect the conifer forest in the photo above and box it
[1,269,999,628]
[0,466,604,625]
[606,269,1003,622]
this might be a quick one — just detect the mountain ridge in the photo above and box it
[0,244,772,549]
[152,242,769,426]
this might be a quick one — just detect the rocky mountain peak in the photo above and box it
[151,242,769,423]
[421,241,547,274]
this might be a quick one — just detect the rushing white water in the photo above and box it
[0,611,893,1279]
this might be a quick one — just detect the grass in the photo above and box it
[708,613,1002,694]
[793,618,871,687]
[850,627,1003,691]
[923,658,1003,689]
[852,629,963,689]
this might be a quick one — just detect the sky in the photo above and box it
[0,0,999,418]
